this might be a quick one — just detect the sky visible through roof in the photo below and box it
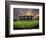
[14,8,39,17]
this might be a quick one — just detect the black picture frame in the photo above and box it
[5,1,45,37]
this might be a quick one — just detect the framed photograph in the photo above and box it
[5,1,45,37]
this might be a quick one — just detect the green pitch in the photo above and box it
[14,20,39,29]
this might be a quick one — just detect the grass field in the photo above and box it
[14,20,39,30]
